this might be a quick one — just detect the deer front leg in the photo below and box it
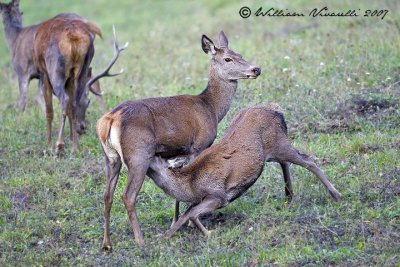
[71,113,79,153]
[16,75,29,112]
[35,81,46,115]
[159,196,223,239]
[170,200,180,228]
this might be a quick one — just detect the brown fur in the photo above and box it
[0,1,103,154]
[32,16,101,154]
[97,115,113,144]
[148,104,342,238]
[98,31,261,250]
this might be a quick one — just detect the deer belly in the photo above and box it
[153,176,198,203]
[156,143,192,158]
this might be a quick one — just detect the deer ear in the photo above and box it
[201,35,216,55]
[219,31,228,48]
[12,0,19,6]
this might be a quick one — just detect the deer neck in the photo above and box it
[1,14,22,52]
[200,67,238,122]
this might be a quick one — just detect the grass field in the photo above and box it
[0,0,399,266]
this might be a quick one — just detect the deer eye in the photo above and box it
[224,58,232,62]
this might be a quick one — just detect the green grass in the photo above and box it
[0,0,399,266]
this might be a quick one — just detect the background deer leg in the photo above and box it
[16,75,29,111]
[68,115,73,141]
[35,80,46,115]
[42,77,53,151]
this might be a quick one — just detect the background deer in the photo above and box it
[0,1,104,113]
[0,0,104,154]
[148,104,342,239]
[96,31,261,249]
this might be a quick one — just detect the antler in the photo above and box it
[87,25,129,96]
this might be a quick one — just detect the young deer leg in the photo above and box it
[192,218,211,237]
[102,155,122,251]
[281,148,341,201]
[122,153,152,247]
[160,196,223,239]
[169,201,196,228]
[279,162,293,201]
[170,200,180,228]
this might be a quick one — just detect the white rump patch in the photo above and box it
[103,126,124,164]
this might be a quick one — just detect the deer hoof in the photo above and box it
[56,144,66,157]
[102,244,112,252]
[188,220,195,228]
[330,191,342,202]
[205,230,212,238]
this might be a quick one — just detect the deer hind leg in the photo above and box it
[102,153,122,251]
[42,77,54,151]
[279,162,293,202]
[55,91,69,156]
[279,148,341,201]
[122,150,154,247]
[46,57,69,156]
[159,196,223,239]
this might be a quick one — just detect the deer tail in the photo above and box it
[85,21,103,39]
[97,115,113,144]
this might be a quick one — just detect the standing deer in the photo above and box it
[96,31,261,249]
[148,104,342,239]
[0,0,104,154]
[0,1,104,113]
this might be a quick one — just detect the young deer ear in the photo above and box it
[201,35,216,55]
[219,31,228,48]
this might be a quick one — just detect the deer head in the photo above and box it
[74,26,128,135]
[202,31,261,81]
[0,0,22,27]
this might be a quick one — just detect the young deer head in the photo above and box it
[202,31,261,81]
